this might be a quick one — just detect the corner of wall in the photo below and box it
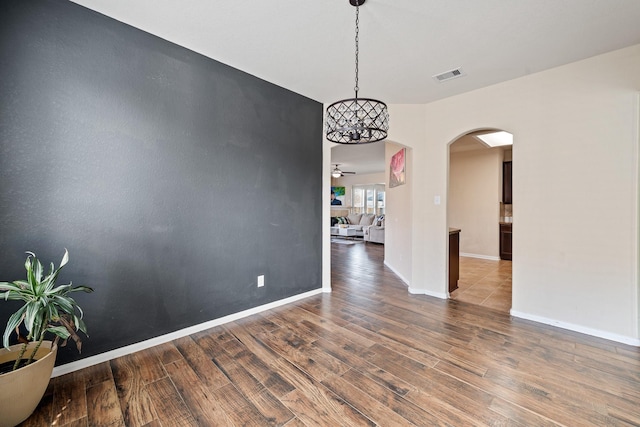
[384,141,413,286]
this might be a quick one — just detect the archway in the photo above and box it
[447,129,513,312]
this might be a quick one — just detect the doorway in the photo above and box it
[447,130,513,312]
[329,143,386,241]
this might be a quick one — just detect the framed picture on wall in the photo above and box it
[331,186,345,205]
[389,148,406,188]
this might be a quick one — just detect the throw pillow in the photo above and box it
[359,214,376,226]
[347,213,363,225]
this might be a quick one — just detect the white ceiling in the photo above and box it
[70,0,640,173]
[332,143,386,175]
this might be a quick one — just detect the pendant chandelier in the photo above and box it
[326,0,389,144]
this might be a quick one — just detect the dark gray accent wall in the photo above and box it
[0,0,322,365]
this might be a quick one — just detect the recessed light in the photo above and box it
[475,131,513,147]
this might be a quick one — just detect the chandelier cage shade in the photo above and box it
[325,0,389,144]
[326,98,389,144]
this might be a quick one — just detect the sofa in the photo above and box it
[364,223,385,244]
[331,213,376,238]
[331,213,384,242]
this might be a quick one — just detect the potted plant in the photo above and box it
[0,249,93,427]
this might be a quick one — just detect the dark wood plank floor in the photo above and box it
[21,241,640,426]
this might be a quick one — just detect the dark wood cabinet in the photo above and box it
[500,223,512,260]
[503,161,512,204]
[449,229,460,292]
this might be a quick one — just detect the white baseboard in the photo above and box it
[408,287,448,299]
[383,260,448,299]
[460,252,501,261]
[52,288,324,377]
[383,260,410,286]
[510,310,640,347]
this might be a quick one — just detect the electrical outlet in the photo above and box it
[257,275,264,287]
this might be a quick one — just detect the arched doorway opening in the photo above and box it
[447,129,513,312]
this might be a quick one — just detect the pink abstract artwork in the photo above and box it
[389,148,405,188]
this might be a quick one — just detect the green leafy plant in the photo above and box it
[0,249,93,371]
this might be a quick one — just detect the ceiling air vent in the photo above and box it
[433,67,465,83]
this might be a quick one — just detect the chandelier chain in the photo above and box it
[354,2,359,97]
[324,0,389,144]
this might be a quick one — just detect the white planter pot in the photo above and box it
[0,341,57,427]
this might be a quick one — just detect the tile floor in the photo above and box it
[450,256,512,312]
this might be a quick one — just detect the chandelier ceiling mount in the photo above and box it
[325,0,389,144]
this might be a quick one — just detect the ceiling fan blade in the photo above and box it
[330,164,356,176]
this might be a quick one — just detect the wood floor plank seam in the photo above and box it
[19,242,640,426]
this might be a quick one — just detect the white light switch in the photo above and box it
[257,275,264,287]
[434,195,441,205]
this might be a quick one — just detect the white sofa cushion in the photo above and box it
[347,213,363,225]
[359,214,376,226]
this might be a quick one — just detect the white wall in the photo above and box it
[385,44,640,343]
[449,144,502,258]
[384,142,413,286]
[322,141,333,292]
[380,105,426,290]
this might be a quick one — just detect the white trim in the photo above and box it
[323,138,333,294]
[384,260,448,299]
[52,288,324,377]
[408,287,448,299]
[383,260,410,286]
[510,310,640,347]
[460,252,500,261]
[322,137,332,292]
[633,91,640,341]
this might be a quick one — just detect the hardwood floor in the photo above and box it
[450,257,512,312]
[21,242,640,426]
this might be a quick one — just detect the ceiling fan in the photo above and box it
[331,164,356,178]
